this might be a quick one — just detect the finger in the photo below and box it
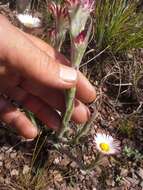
[20,81,90,123]
[22,95,61,131]
[23,33,96,103]
[6,86,90,123]
[5,87,61,130]
[21,92,89,125]
[0,97,37,139]
[0,15,77,89]
[0,63,20,93]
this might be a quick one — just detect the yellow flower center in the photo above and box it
[99,143,110,152]
[25,22,33,27]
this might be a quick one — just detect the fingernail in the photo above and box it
[60,66,77,83]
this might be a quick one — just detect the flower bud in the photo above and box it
[65,0,94,37]
[74,30,86,44]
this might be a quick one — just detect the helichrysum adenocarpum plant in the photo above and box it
[58,0,95,138]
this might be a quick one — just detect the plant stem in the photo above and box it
[58,46,83,138]
[58,21,92,139]
[58,87,76,138]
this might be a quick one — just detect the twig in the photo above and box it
[80,46,110,68]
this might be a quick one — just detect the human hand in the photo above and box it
[0,15,96,139]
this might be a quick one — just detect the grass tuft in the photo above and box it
[94,0,143,53]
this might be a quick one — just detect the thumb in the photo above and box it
[0,15,77,89]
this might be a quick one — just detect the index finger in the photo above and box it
[23,32,96,103]
[0,15,77,89]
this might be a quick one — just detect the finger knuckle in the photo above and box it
[37,52,54,73]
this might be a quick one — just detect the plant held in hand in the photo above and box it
[58,0,94,138]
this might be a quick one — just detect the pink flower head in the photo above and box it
[65,0,94,38]
[48,1,69,49]
[66,0,94,12]
[66,0,79,7]
[81,0,94,12]
[48,2,68,19]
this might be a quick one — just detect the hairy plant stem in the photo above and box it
[58,87,76,138]
[58,21,92,139]
[58,46,83,139]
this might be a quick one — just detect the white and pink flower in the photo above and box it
[16,14,41,28]
[94,132,121,155]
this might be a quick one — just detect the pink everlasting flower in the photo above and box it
[48,2,69,49]
[65,0,94,38]
[48,2,68,20]
[66,0,94,12]
[82,0,94,12]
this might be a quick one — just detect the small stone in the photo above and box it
[95,167,102,175]
[0,176,4,183]
[6,148,13,154]
[0,161,3,167]
[10,169,19,176]
[120,168,128,177]
[0,153,4,160]
[5,161,11,170]
[10,152,17,159]
[106,179,113,186]
[80,170,87,175]
[127,53,133,59]
[53,157,61,164]
[5,178,10,184]
[70,161,77,168]
[140,181,143,188]
[1,146,9,152]
[23,165,30,175]
[138,168,143,179]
